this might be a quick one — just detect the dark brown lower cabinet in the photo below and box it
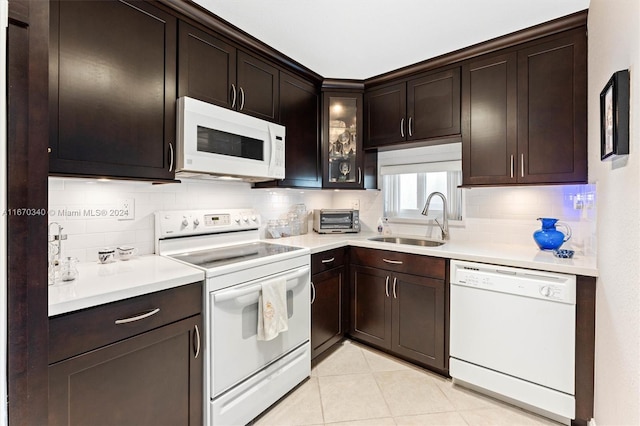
[392,272,445,369]
[350,265,392,349]
[311,267,346,358]
[49,315,202,426]
[48,283,203,426]
[311,248,347,359]
[350,249,447,371]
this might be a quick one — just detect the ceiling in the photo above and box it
[193,0,589,80]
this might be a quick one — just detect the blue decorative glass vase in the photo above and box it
[533,218,572,250]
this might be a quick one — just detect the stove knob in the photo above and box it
[181,217,189,227]
[242,216,249,223]
[250,215,257,222]
[233,216,241,224]
[193,218,200,227]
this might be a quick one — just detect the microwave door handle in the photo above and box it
[213,267,309,303]
[268,125,276,172]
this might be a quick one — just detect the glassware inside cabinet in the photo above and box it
[328,97,357,183]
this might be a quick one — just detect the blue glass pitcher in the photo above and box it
[533,218,572,250]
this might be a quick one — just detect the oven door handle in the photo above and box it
[213,267,310,303]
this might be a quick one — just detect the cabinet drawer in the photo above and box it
[49,282,202,364]
[350,247,445,279]
[312,247,346,274]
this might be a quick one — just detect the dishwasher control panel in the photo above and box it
[450,260,576,304]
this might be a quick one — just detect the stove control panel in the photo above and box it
[155,209,260,238]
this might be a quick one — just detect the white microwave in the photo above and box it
[176,96,285,182]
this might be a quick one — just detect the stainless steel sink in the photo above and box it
[368,236,445,247]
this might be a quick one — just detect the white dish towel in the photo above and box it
[257,278,288,341]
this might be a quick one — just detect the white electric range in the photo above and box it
[155,209,311,426]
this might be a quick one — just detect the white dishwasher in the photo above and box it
[449,260,576,425]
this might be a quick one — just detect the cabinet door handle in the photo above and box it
[321,257,335,264]
[510,155,514,178]
[358,167,362,184]
[115,308,160,325]
[193,324,201,359]
[230,84,237,109]
[239,87,245,110]
[392,277,398,298]
[521,154,525,178]
[168,143,174,172]
[408,117,413,137]
[310,281,316,304]
[385,276,390,297]
[382,258,403,265]
[400,118,405,138]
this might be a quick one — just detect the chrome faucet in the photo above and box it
[421,192,449,240]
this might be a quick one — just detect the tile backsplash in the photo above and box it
[48,177,332,261]
[49,177,596,262]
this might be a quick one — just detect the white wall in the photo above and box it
[588,1,640,425]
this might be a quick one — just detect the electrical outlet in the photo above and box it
[351,199,360,210]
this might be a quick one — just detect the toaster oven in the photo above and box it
[313,209,360,234]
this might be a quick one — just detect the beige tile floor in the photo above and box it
[254,340,562,426]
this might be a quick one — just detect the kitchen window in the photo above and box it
[379,144,463,223]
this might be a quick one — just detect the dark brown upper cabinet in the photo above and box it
[178,21,279,122]
[462,29,587,186]
[49,0,177,181]
[321,91,365,189]
[462,52,518,185]
[364,68,461,149]
[255,72,321,188]
[516,31,587,184]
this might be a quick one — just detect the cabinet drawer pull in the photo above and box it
[114,308,160,325]
[321,257,335,264]
[358,167,362,184]
[194,324,201,359]
[400,118,405,138]
[521,154,525,178]
[310,281,316,304]
[385,276,390,297]
[392,277,398,298]
[231,84,237,108]
[239,87,245,110]
[408,117,413,137]
[168,143,174,172]
[382,258,403,265]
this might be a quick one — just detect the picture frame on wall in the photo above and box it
[600,69,630,160]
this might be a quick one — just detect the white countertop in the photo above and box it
[48,255,204,317]
[48,233,596,316]
[276,232,598,277]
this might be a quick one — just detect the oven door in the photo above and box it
[209,265,310,396]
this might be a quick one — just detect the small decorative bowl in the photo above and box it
[553,249,575,259]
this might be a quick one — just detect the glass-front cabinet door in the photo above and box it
[322,92,364,189]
